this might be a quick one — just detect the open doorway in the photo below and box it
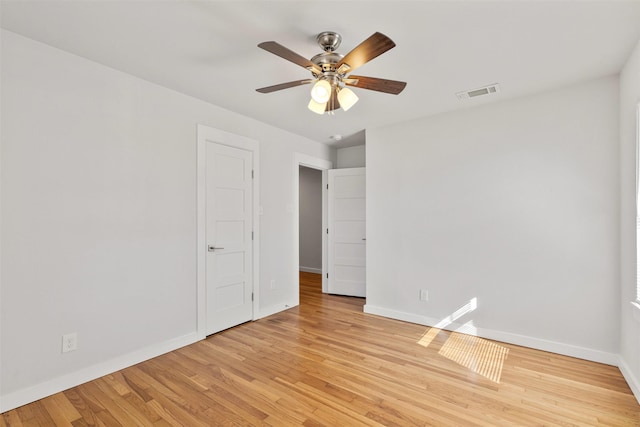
[299,166,323,275]
[299,166,323,297]
[292,153,332,306]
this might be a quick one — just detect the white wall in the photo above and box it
[366,76,620,363]
[337,145,366,168]
[0,30,333,410]
[299,166,322,272]
[619,39,640,400]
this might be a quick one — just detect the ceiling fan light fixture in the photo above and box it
[310,79,332,103]
[308,98,327,115]
[337,87,359,111]
[256,32,406,115]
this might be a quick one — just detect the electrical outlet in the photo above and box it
[419,289,429,302]
[62,333,77,353]
[270,279,276,290]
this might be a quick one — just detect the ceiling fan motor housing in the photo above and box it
[311,52,344,75]
[312,32,347,75]
[316,31,341,52]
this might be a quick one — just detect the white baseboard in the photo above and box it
[299,266,322,274]
[618,356,640,404]
[363,304,619,366]
[0,332,199,413]
[478,328,618,366]
[257,301,298,320]
[364,304,441,327]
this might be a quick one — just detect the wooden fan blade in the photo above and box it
[336,32,396,73]
[256,79,313,93]
[345,75,407,95]
[258,41,322,74]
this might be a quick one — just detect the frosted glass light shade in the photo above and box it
[308,99,327,114]
[310,80,331,103]
[337,87,359,111]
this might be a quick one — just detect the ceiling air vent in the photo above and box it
[456,83,501,101]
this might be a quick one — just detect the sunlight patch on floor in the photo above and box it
[417,327,441,348]
[415,297,508,383]
[417,298,478,348]
[438,332,509,383]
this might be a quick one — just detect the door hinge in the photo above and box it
[326,184,329,189]
[251,292,254,301]
[251,231,254,240]
[326,273,329,279]
[326,228,328,234]
[251,170,254,179]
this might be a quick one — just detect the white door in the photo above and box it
[328,167,366,297]
[206,142,253,335]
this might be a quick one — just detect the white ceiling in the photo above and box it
[3,1,640,147]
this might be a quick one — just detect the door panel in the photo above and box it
[334,173,366,197]
[328,168,366,297]
[335,198,366,220]
[335,243,366,266]
[206,142,253,335]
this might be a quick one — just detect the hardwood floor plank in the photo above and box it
[62,388,101,426]
[144,390,210,427]
[40,397,76,427]
[120,392,163,425]
[2,271,639,425]
[1,411,24,427]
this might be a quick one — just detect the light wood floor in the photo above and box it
[2,272,639,426]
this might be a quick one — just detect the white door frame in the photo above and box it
[293,153,332,300]
[197,124,260,340]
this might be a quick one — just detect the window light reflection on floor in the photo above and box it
[416,297,509,383]
[439,331,509,383]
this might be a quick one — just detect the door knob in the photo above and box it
[208,246,224,252]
